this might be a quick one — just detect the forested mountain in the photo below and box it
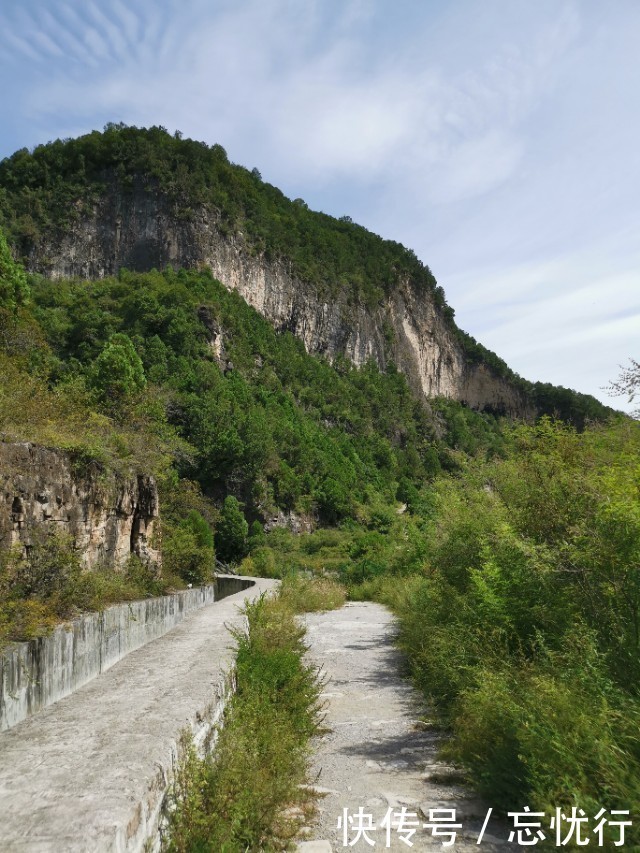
[0,124,612,425]
[2,127,639,835]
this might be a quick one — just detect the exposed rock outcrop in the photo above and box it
[0,442,160,568]
[27,179,532,418]
[263,509,316,535]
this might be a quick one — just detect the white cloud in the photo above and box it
[425,130,524,204]
[0,26,42,63]
[28,2,558,208]
[111,0,141,48]
[445,240,640,410]
[1,0,639,411]
[84,2,126,59]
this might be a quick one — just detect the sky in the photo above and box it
[0,0,638,412]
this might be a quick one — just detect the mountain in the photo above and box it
[1,128,636,838]
[0,124,612,425]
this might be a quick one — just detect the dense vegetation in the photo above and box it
[23,266,481,523]
[0,233,507,641]
[238,416,640,841]
[0,533,170,648]
[0,124,617,423]
[0,123,440,309]
[0,127,634,836]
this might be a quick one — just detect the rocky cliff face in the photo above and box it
[0,442,160,568]
[29,180,531,417]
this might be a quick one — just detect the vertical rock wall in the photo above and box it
[26,181,533,418]
[0,442,160,568]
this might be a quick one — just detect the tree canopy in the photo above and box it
[0,229,29,312]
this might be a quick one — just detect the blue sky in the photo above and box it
[1,0,638,411]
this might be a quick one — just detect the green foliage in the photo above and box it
[159,477,215,586]
[164,589,325,851]
[21,266,453,525]
[0,128,615,425]
[529,380,616,429]
[355,417,640,828]
[216,496,249,564]
[0,347,178,479]
[278,573,346,612]
[448,634,640,832]
[0,228,29,312]
[0,533,170,649]
[90,332,146,406]
[161,524,213,586]
[247,519,266,551]
[0,234,608,543]
[0,125,440,310]
[8,530,83,602]
[184,509,214,550]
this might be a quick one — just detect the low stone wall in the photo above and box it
[0,576,252,732]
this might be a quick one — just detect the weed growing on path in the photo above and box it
[164,578,344,851]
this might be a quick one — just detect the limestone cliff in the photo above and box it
[0,442,160,568]
[27,180,531,418]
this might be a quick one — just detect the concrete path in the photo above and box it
[302,602,509,851]
[0,577,276,852]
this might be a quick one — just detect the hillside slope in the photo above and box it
[0,124,537,418]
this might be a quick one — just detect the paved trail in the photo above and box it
[0,577,276,852]
[301,602,509,852]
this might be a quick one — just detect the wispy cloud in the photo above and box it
[0,0,638,411]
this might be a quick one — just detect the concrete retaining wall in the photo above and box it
[0,576,252,732]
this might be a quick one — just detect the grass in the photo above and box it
[163,576,346,852]
[278,573,346,613]
[0,530,183,650]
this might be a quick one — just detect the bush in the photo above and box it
[450,644,640,832]
[0,533,172,648]
[242,545,277,578]
[162,524,212,586]
[0,599,58,645]
[367,419,640,827]
[3,531,83,617]
[90,333,146,406]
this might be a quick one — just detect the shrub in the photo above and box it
[7,531,82,616]
[162,524,212,586]
[242,545,277,578]
[0,534,172,648]
[90,333,146,406]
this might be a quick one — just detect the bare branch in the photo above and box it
[603,358,640,417]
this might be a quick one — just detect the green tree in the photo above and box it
[0,229,29,313]
[184,510,214,551]
[162,525,212,586]
[91,333,146,404]
[247,520,266,552]
[216,496,249,564]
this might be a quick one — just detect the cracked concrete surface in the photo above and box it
[0,576,276,852]
[302,602,510,851]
